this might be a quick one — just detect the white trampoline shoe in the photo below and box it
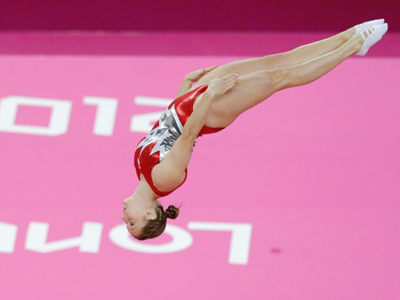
[354,19,385,35]
[356,23,388,56]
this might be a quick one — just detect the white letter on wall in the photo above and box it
[130,96,171,133]
[188,222,252,265]
[0,96,72,136]
[25,222,103,253]
[83,96,118,136]
[0,222,18,253]
[109,224,192,253]
[134,96,172,107]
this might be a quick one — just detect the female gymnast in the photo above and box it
[122,20,388,240]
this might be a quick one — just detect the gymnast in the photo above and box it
[122,20,388,240]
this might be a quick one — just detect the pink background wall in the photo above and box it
[1,31,399,57]
[0,0,399,32]
[0,48,399,299]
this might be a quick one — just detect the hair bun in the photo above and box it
[165,205,179,220]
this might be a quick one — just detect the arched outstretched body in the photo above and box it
[123,21,388,240]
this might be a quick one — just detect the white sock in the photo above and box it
[356,23,388,56]
[354,19,385,35]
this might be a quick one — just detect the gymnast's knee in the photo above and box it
[264,68,292,91]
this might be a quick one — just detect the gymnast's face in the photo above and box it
[121,195,156,237]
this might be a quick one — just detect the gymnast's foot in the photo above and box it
[354,19,385,35]
[356,23,388,56]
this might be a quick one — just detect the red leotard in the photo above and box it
[134,85,223,197]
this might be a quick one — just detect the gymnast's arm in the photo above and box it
[152,89,215,191]
[176,65,218,98]
[153,73,237,192]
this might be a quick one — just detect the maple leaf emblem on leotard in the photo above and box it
[137,105,184,161]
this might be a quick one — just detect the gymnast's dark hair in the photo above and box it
[134,203,179,240]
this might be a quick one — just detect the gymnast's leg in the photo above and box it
[193,27,357,89]
[204,33,365,128]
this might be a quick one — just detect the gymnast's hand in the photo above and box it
[207,73,239,97]
[185,65,218,82]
